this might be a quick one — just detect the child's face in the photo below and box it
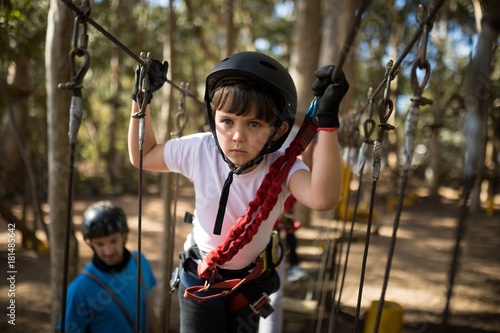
[214,104,286,172]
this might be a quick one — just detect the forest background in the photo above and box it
[0,0,499,332]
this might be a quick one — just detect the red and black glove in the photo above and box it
[311,65,349,130]
[131,59,169,104]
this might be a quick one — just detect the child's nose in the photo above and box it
[232,126,246,142]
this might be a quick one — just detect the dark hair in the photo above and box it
[211,80,278,125]
[205,52,297,154]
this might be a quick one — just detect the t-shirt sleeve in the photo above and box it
[286,158,309,186]
[164,133,210,179]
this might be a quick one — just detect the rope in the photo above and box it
[356,0,445,112]
[314,0,373,328]
[441,177,473,333]
[442,4,496,330]
[331,0,373,82]
[353,60,396,333]
[319,2,445,331]
[329,149,366,332]
[57,6,90,331]
[131,51,156,333]
[59,0,204,106]
[371,8,434,330]
[164,82,190,328]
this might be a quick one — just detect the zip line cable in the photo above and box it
[60,0,204,106]
[57,6,90,332]
[371,5,434,332]
[312,0,374,329]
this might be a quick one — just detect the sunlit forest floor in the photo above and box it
[1,180,499,333]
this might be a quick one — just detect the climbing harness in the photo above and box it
[197,101,318,281]
[183,232,282,319]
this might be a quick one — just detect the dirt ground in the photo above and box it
[1,182,499,333]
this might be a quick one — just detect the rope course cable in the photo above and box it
[442,3,499,331]
[163,82,190,329]
[371,4,434,333]
[329,100,374,333]
[311,1,373,332]
[55,1,201,332]
[59,0,204,106]
[309,1,446,332]
[56,1,91,331]
[352,59,397,333]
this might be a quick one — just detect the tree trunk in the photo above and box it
[298,0,356,226]
[106,47,122,192]
[0,56,30,198]
[427,12,449,196]
[45,0,79,330]
[289,0,321,123]
[224,0,235,57]
[288,0,321,226]
[318,0,356,109]
[159,1,176,331]
[466,1,499,212]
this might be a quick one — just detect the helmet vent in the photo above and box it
[259,60,279,71]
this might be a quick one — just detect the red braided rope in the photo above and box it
[198,121,318,279]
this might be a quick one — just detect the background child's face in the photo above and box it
[87,233,127,266]
[214,104,277,171]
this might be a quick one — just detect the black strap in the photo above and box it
[81,271,138,331]
[213,170,235,235]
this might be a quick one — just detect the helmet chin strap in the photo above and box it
[212,126,279,235]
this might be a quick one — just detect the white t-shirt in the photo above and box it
[165,132,308,269]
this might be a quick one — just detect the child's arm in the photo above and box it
[128,102,170,172]
[289,65,349,211]
[127,59,171,173]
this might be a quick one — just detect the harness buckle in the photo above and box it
[204,267,218,288]
[249,293,274,318]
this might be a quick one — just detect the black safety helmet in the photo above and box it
[204,51,297,156]
[81,201,129,240]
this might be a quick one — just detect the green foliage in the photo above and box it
[0,0,494,198]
